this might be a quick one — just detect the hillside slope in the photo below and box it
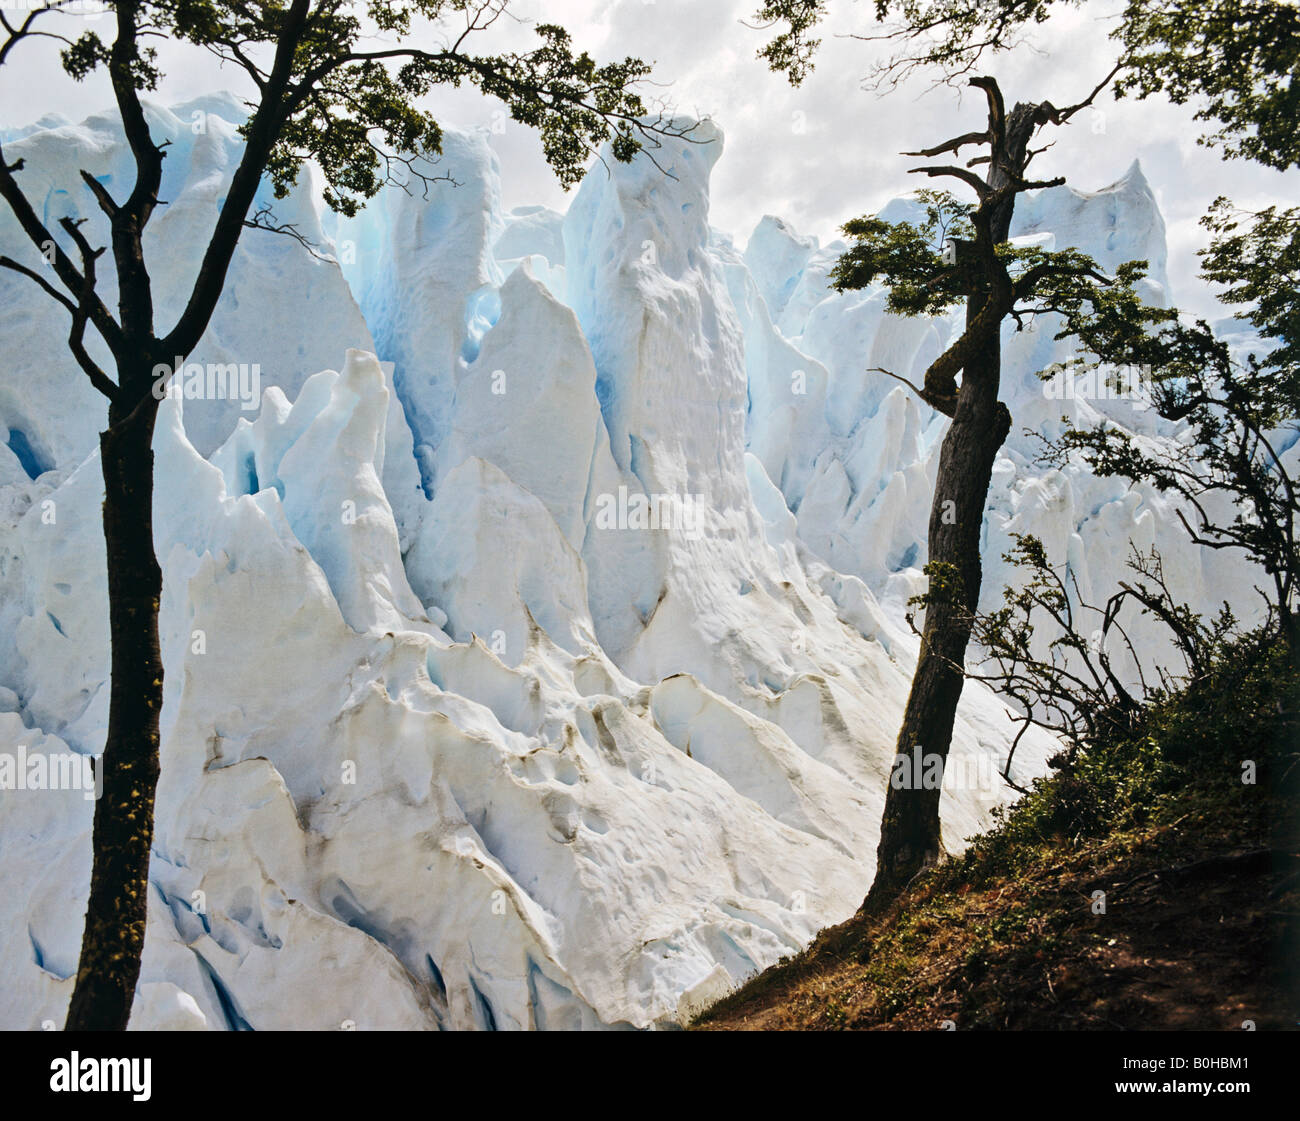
[696,640,1300,1030]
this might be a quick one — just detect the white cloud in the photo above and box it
[2,0,1294,319]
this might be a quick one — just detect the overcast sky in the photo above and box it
[2,0,1296,319]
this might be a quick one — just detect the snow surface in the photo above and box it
[0,102,1252,1029]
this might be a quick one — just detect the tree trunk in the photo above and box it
[859,93,1049,912]
[863,307,1011,911]
[65,393,163,1031]
[1282,609,1300,674]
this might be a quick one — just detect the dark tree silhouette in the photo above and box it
[747,0,1271,910]
[824,73,1161,908]
[0,0,685,1031]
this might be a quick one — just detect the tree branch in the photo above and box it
[1054,62,1124,125]
[162,0,312,357]
[907,162,990,199]
[902,130,990,159]
[0,150,123,355]
[0,256,117,401]
[0,254,75,313]
[79,168,120,219]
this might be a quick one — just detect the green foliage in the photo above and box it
[751,0,827,87]
[1023,256,1170,343]
[1115,0,1300,171]
[753,0,1298,174]
[1030,3,1300,611]
[751,0,1066,87]
[865,0,1061,82]
[1046,302,1300,614]
[907,558,965,610]
[829,189,973,314]
[1200,198,1300,370]
[59,1,657,217]
[1040,4,1300,629]
[61,29,119,83]
[957,631,1298,880]
[831,190,1157,338]
[269,57,446,216]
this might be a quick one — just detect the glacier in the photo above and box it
[0,97,1253,1029]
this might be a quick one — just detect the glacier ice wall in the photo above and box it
[0,102,1250,1029]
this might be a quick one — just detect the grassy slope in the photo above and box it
[695,640,1300,1031]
